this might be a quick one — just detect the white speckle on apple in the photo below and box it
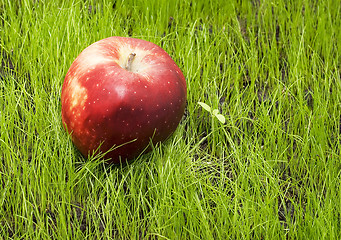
[170,102,173,105]
[140,99,143,102]
[132,108,135,111]
[75,43,112,75]
[115,85,126,99]
[69,78,88,110]
[134,91,136,94]
[96,84,99,87]
[144,85,148,88]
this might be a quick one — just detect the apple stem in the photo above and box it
[126,53,136,71]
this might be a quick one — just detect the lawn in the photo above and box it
[1,0,340,239]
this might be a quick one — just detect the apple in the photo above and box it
[61,36,187,164]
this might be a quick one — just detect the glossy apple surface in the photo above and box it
[61,36,187,164]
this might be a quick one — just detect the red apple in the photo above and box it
[61,36,187,164]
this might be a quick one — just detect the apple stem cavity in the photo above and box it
[125,53,136,72]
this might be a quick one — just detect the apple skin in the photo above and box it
[61,36,187,164]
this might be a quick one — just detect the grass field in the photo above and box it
[1,0,340,239]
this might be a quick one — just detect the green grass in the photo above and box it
[1,0,340,239]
